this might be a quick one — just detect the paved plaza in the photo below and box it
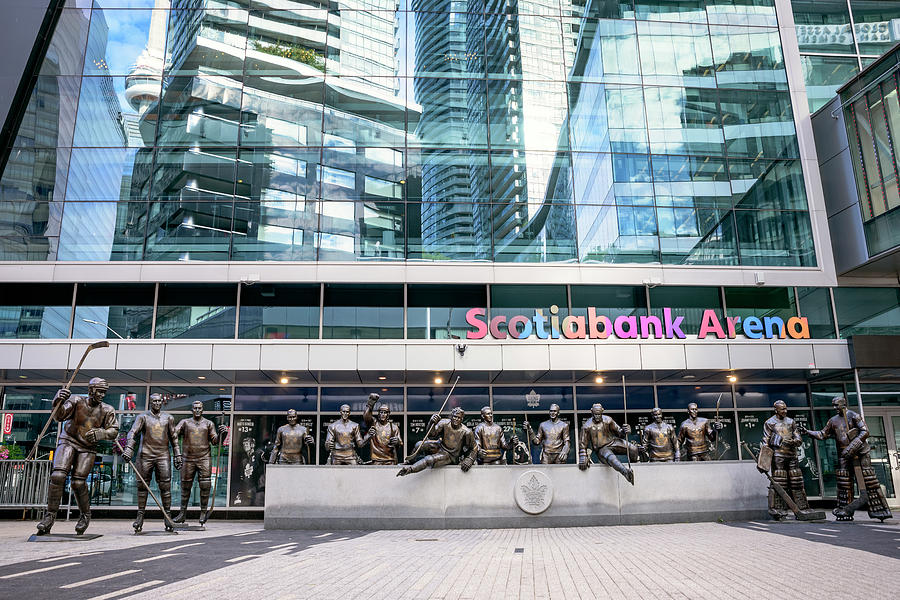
[0,517,897,599]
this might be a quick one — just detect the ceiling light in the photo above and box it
[594,376,603,384]
[434,376,443,384]
[682,374,696,379]
[378,376,386,381]
[728,375,737,383]
[280,377,289,384]
[197,376,206,380]
[18,375,27,379]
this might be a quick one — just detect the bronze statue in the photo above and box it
[35,377,119,536]
[524,404,570,464]
[800,396,892,521]
[123,393,180,532]
[325,404,364,465]
[641,408,679,462]
[578,404,636,484]
[269,409,314,465]
[758,400,817,520]
[173,400,228,524]
[362,393,402,465]
[677,402,723,461]
[474,407,517,465]
[397,407,477,476]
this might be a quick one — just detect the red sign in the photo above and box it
[2,413,12,435]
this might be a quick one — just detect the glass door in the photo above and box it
[863,409,900,508]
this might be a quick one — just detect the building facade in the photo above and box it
[0,0,898,513]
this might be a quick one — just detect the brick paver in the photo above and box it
[0,518,897,599]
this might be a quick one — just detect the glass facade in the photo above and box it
[793,1,900,113]
[0,381,848,507]
[1,281,896,340]
[0,0,818,266]
[840,46,900,258]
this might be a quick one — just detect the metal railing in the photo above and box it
[0,460,51,507]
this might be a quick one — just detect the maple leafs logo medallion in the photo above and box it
[525,389,541,408]
[514,470,553,515]
[521,475,547,507]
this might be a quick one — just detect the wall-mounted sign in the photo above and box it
[796,20,899,47]
[465,307,810,341]
[2,413,12,435]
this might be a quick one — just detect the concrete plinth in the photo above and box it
[264,462,768,530]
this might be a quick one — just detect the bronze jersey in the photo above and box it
[580,415,623,451]
[127,411,178,459]
[326,419,364,461]
[762,415,801,457]
[431,418,476,460]
[811,410,870,453]
[533,419,569,455]
[271,423,311,464]
[175,417,218,461]
[678,417,715,457]
[366,420,401,463]
[642,421,678,461]
[473,422,509,463]
[57,395,118,452]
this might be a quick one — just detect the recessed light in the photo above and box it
[434,377,443,384]
[280,377,289,384]
[682,374,696,379]
[594,376,603,384]
[18,375,27,379]
[378,376,386,381]
[197,376,206,380]
[728,375,737,383]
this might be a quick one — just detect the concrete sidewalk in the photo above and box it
[0,517,897,599]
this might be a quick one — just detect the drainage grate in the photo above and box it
[514,548,524,553]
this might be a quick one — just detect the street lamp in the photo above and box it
[81,318,125,340]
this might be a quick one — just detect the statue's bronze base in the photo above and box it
[28,533,102,542]
[172,524,206,531]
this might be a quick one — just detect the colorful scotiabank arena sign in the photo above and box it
[465,306,810,341]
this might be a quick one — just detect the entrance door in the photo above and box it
[862,408,900,508]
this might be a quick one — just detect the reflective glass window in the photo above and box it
[322,283,403,339]
[321,387,403,413]
[851,1,900,55]
[230,414,281,506]
[490,285,569,337]
[575,385,654,411]
[649,286,723,336]
[792,1,855,54]
[406,386,487,413]
[73,283,154,339]
[0,283,72,339]
[492,386,574,412]
[797,287,837,339]
[733,210,816,267]
[570,286,648,324]
[833,287,900,336]
[801,55,859,114]
[238,283,319,339]
[406,203,484,261]
[234,387,318,411]
[154,283,237,339]
[723,286,795,325]
[407,285,487,340]
[150,386,232,412]
[2,412,59,460]
[733,384,809,408]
